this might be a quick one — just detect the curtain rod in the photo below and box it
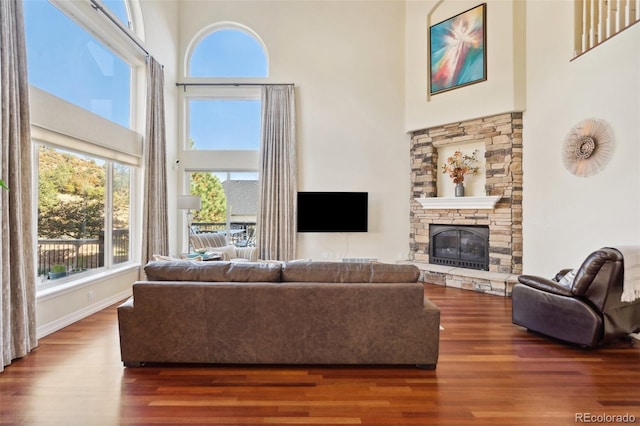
[176,83,295,90]
[89,0,149,57]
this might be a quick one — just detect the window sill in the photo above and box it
[36,263,140,302]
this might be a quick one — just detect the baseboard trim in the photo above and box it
[37,289,131,339]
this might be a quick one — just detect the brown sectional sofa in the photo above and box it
[117,260,440,369]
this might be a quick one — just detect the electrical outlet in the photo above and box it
[87,291,94,302]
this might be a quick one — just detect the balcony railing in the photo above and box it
[38,223,256,280]
[37,229,129,277]
[575,0,639,56]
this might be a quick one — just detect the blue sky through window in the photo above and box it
[102,0,130,28]
[24,2,266,149]
[188,28,267,151]
[190,29,267,77]
[189,100,261,150]
[23,0,131,128]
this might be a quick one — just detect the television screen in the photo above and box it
[297,192,368,232]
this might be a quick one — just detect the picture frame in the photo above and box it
[429,3,487,95]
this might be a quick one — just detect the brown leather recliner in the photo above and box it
[512,248,640,347]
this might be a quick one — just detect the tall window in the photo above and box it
[25,0,141,289]
[182,25,267,251]
[24,0,132,128]
[186,26,266,151]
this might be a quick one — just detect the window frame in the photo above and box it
[184,22,269,79]
[178,22,268,254]
[185,170,258,247]
[184,86,262,152]
[26,0,144,294]
[34,144,135,291]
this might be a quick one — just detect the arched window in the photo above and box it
[189,28,267,77]
[184,25,267,151]
[181,24,266,252]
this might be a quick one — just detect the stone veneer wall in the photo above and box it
[409,112,523,275]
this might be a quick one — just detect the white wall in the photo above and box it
[405,0,526,132]
[177,1,410,262]
[522,2,640,275]
[36,268,137,338]
[405,0,639,276]
[94,0,638,288]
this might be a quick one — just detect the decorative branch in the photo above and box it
[441,150,480,184]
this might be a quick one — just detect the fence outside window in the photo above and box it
[37,229,130,279]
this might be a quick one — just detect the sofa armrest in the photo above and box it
[118,296,134,310]
[518,275,575,297]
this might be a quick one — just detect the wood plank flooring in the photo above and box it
[1,284,639,425]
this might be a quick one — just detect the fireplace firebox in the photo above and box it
[429,225,489,271]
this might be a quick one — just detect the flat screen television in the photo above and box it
[297,192,368,232]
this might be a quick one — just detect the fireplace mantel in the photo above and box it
[415,196,501,210]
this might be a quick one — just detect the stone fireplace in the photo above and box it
[407,112,523,296]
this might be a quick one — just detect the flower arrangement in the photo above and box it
[441,149,480,184]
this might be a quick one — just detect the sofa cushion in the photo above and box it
[281,261,420,283]
[190,232,227,250]
[144,260,282,282]
[205,245,238,260]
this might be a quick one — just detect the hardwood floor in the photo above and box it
[1,285,639,425]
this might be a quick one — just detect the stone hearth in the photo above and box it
[408,112,523,296]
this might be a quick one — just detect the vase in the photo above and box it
[455,183,465,197]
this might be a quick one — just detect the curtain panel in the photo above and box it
[0,0,37,372]
[140,57,169,269]
[257,85,297,261]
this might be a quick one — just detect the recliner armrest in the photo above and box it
[518,275,575,297]
[554,268,573,282]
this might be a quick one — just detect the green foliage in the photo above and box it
[186,138,227,223]
[51,264,67,273]
[190,172,226,223]
[38,147,106,239]
[39,197,104,239]
[112,164,130,229]
[0,179,8,190]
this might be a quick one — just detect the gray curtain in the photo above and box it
[140,57,169,268]
[0,0,37,372]
[257,85,297,261]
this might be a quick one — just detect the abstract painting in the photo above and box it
[429,3,486,95]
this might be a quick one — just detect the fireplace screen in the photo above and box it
[429,225,489,271]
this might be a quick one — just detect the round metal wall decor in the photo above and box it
[562,118,615,177]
